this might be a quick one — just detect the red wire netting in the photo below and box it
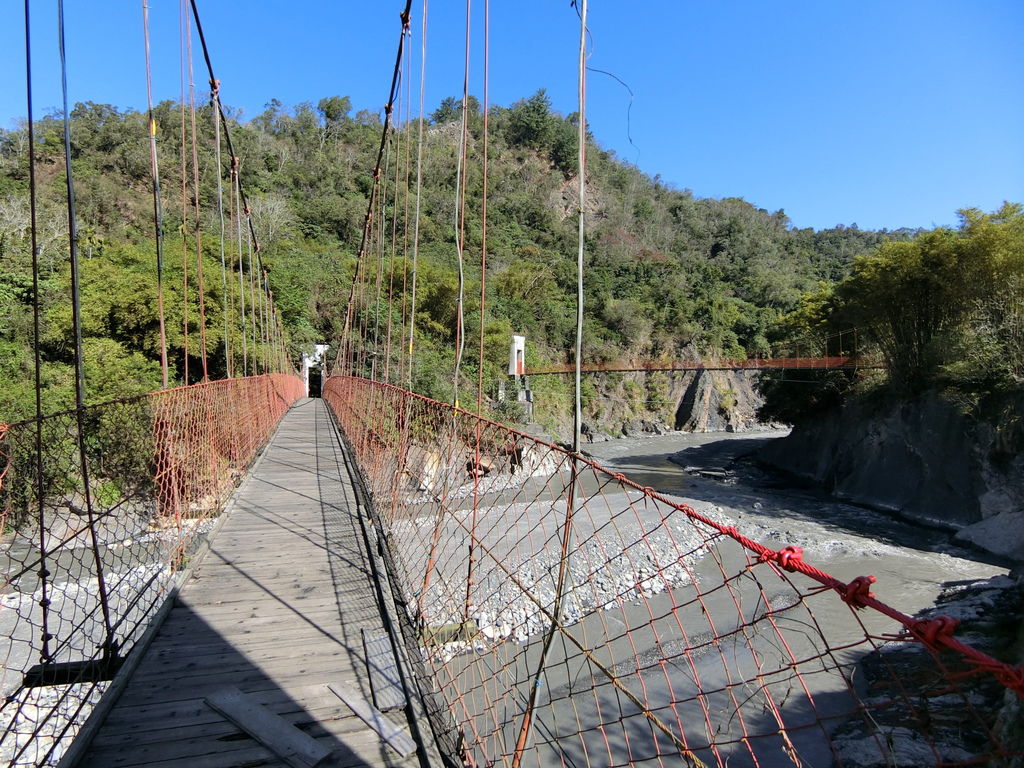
[324,375,1024,768]
[0,374,304,768]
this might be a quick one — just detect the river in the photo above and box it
[435,427,1013,768]
[586,427,1011,577]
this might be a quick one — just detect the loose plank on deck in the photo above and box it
[77,398,421,768]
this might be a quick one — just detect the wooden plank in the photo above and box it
[113,671,357,708]
[206,686,332,768]
[99,682,343,729]
[127,648,352,682]
[86,731,399,768]
[328,682,416,758]
[178,597,346,615]
[127,659,358,693]
[362,629,406,712]
[78,401,420,768]
[92,700,365,747]
[155,604,347,631]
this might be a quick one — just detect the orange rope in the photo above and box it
[336,3,412,378]
[451,0,472,410]
[246,208,257,374]
[186,16,209,381]
[142,0,169,388]
[178,0,190,384]
[232,157,247,375]
[398,25,414,388]
[476,0,490,417]
[0,423,9,491]
[407,0,428,389]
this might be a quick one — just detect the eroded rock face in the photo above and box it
[573,369,765,442]
[758,394,1024,562]
[673,369,764,433]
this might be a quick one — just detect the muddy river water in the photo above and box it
[441,428,1012,767]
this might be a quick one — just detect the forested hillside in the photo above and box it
[760,202,1024,427]
[0,92,906,423]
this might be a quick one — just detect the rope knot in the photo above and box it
[994,665,1024,698]
[911,615,959,649]
[841,574,876,608]
[776,545,804,571]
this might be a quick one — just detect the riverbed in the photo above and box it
[585,427,1011,578]
[437,427,1015,767]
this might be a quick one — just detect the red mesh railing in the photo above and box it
[0,374,304,767]
[324,375,1023,768]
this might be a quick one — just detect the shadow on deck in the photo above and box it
[73,399,425,768]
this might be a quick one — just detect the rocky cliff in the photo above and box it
[576,369,765,441]
[758,393,1024,562]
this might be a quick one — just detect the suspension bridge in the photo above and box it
[1,2,1022,768]
[524,354,878,376]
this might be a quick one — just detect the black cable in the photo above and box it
[143,0,170,387]
[188,0,290,367]
[24,0,53,668]
[57,0,84,415]
[187,1,260,266]
[339,0,414,374]
[587,66,639,161]
[57,0,116,652]
[569,2,640,163]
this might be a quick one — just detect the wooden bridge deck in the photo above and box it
[77,398,424,768]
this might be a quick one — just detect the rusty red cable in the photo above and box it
[178,0,190,384]
[185,16,209,381]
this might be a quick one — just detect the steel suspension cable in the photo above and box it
[512,2,590,763]
[211,78,232,376]
[408,0,428,389]
[451,0,472,409]
[338,0,413,376]
[260,268,270,373]
[185,18,209,381]
[57,0,116,658]
[188,0,285,375]
[178,0,190,384]
[466,0,492,627]
[256,267,264,374]
[475,0,490,419]
[573,5,587,457]
[24,0,52,669]
[354,192,373,377]
[232,157,247,375]
[187,0,262,260]
[384,86,405,384]
[246,210,257,374]
[372,137,392,382]
[398,27,414,388]
[142,0,170,388]
[356,190,375,377]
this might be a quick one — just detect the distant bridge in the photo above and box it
[526,355,884,375]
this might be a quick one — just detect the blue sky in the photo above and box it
[2,1,1022,231]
